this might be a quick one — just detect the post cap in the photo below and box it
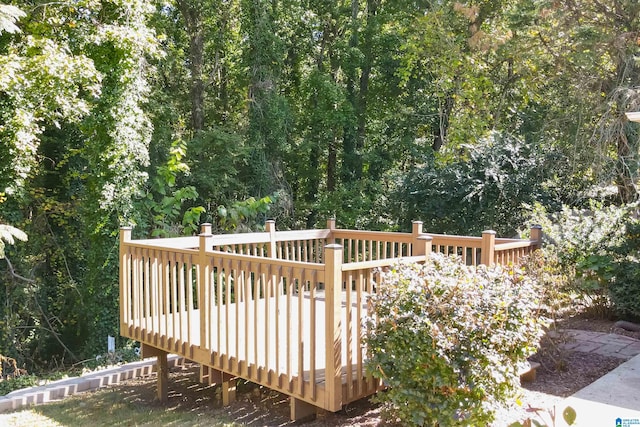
[324,243,343,249]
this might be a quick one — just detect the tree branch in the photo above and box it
[2,256,35,283]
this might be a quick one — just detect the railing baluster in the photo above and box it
[346,270,353,399]
[242,260,250,377]
[263,262,270,383]
[308,268,316,400]
[143,249,150,335]
[178,253,185,346]
[170,252,177,350]
[356,268,363,396]
[284,266,291,388]
[296,268,304,396]
[225,258,232,371]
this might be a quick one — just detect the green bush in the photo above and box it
[609,257,640,321]
[0,374,38,396]
[365,254,547,426]
[527,201,640,319]
[397,131,551,236]
[609,220,640,320]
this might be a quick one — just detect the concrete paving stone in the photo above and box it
[568,353,640,406]
[591,334,637,345]
[594,345,632,359]
[619,343,640,357]
[546,330,560,339]
[571,341,604,353]
[564,330,586,339]
[559,340,581,351]
[565,331,603,343]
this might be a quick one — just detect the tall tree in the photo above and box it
[241,0,290,197]
[0,0,159,365]
[176,0,206,131]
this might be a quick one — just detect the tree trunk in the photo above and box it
[432,93,454,152]
[354,0,379,173]
[176,0,205,132]
[328,137,337,192]
[615,129,638,203]
[341,0,360,184]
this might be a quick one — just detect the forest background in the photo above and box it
[1,0,639,373]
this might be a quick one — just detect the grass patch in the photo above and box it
[0,380,238,427]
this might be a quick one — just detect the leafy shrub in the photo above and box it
[608,220,640,320]
[520,250,572,323]
[79,345,141,373]
[609,257,640,321]
[365,254,547,426]
[0,374,38,396]
[397,131,551,236]
[0,353,36,396]
[510,405,576,427]
[527,201,640,319]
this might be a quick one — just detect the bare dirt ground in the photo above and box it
[90,316,636,426]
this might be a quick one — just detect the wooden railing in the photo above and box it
[119,220,541,419]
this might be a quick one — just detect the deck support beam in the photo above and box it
[290,397,317,421]
[141,344,169,403]
[222,379,237,405]
[199,365,237,405]
[156,351,169,403]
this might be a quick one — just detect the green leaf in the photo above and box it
[562,406,576,425]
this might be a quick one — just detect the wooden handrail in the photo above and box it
[330,229,415,243]
[494,240,538,250]
[341,255,427,271]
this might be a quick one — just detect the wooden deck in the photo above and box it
[119,220,542,420]
[131,292,368,381]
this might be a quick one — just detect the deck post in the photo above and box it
[221,378,237,405]
[323,244,343,412]
[530,225,543,250]
[411,220,423,236]
[481,230,496,266]
[142,344,169,403]
[119,227,132,336]
[266,219,277,258]
[326,218,336,244]
[416,235,433,259]
[290,397,317,421]
[157,350,169,403]
[199,231,213,355]
[200,223,212,234]
[327,218,336,230]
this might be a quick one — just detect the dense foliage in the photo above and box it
[398,131,550,235]
[365,255,547,426]
[1,0,639,375]
[528,202,640,320]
